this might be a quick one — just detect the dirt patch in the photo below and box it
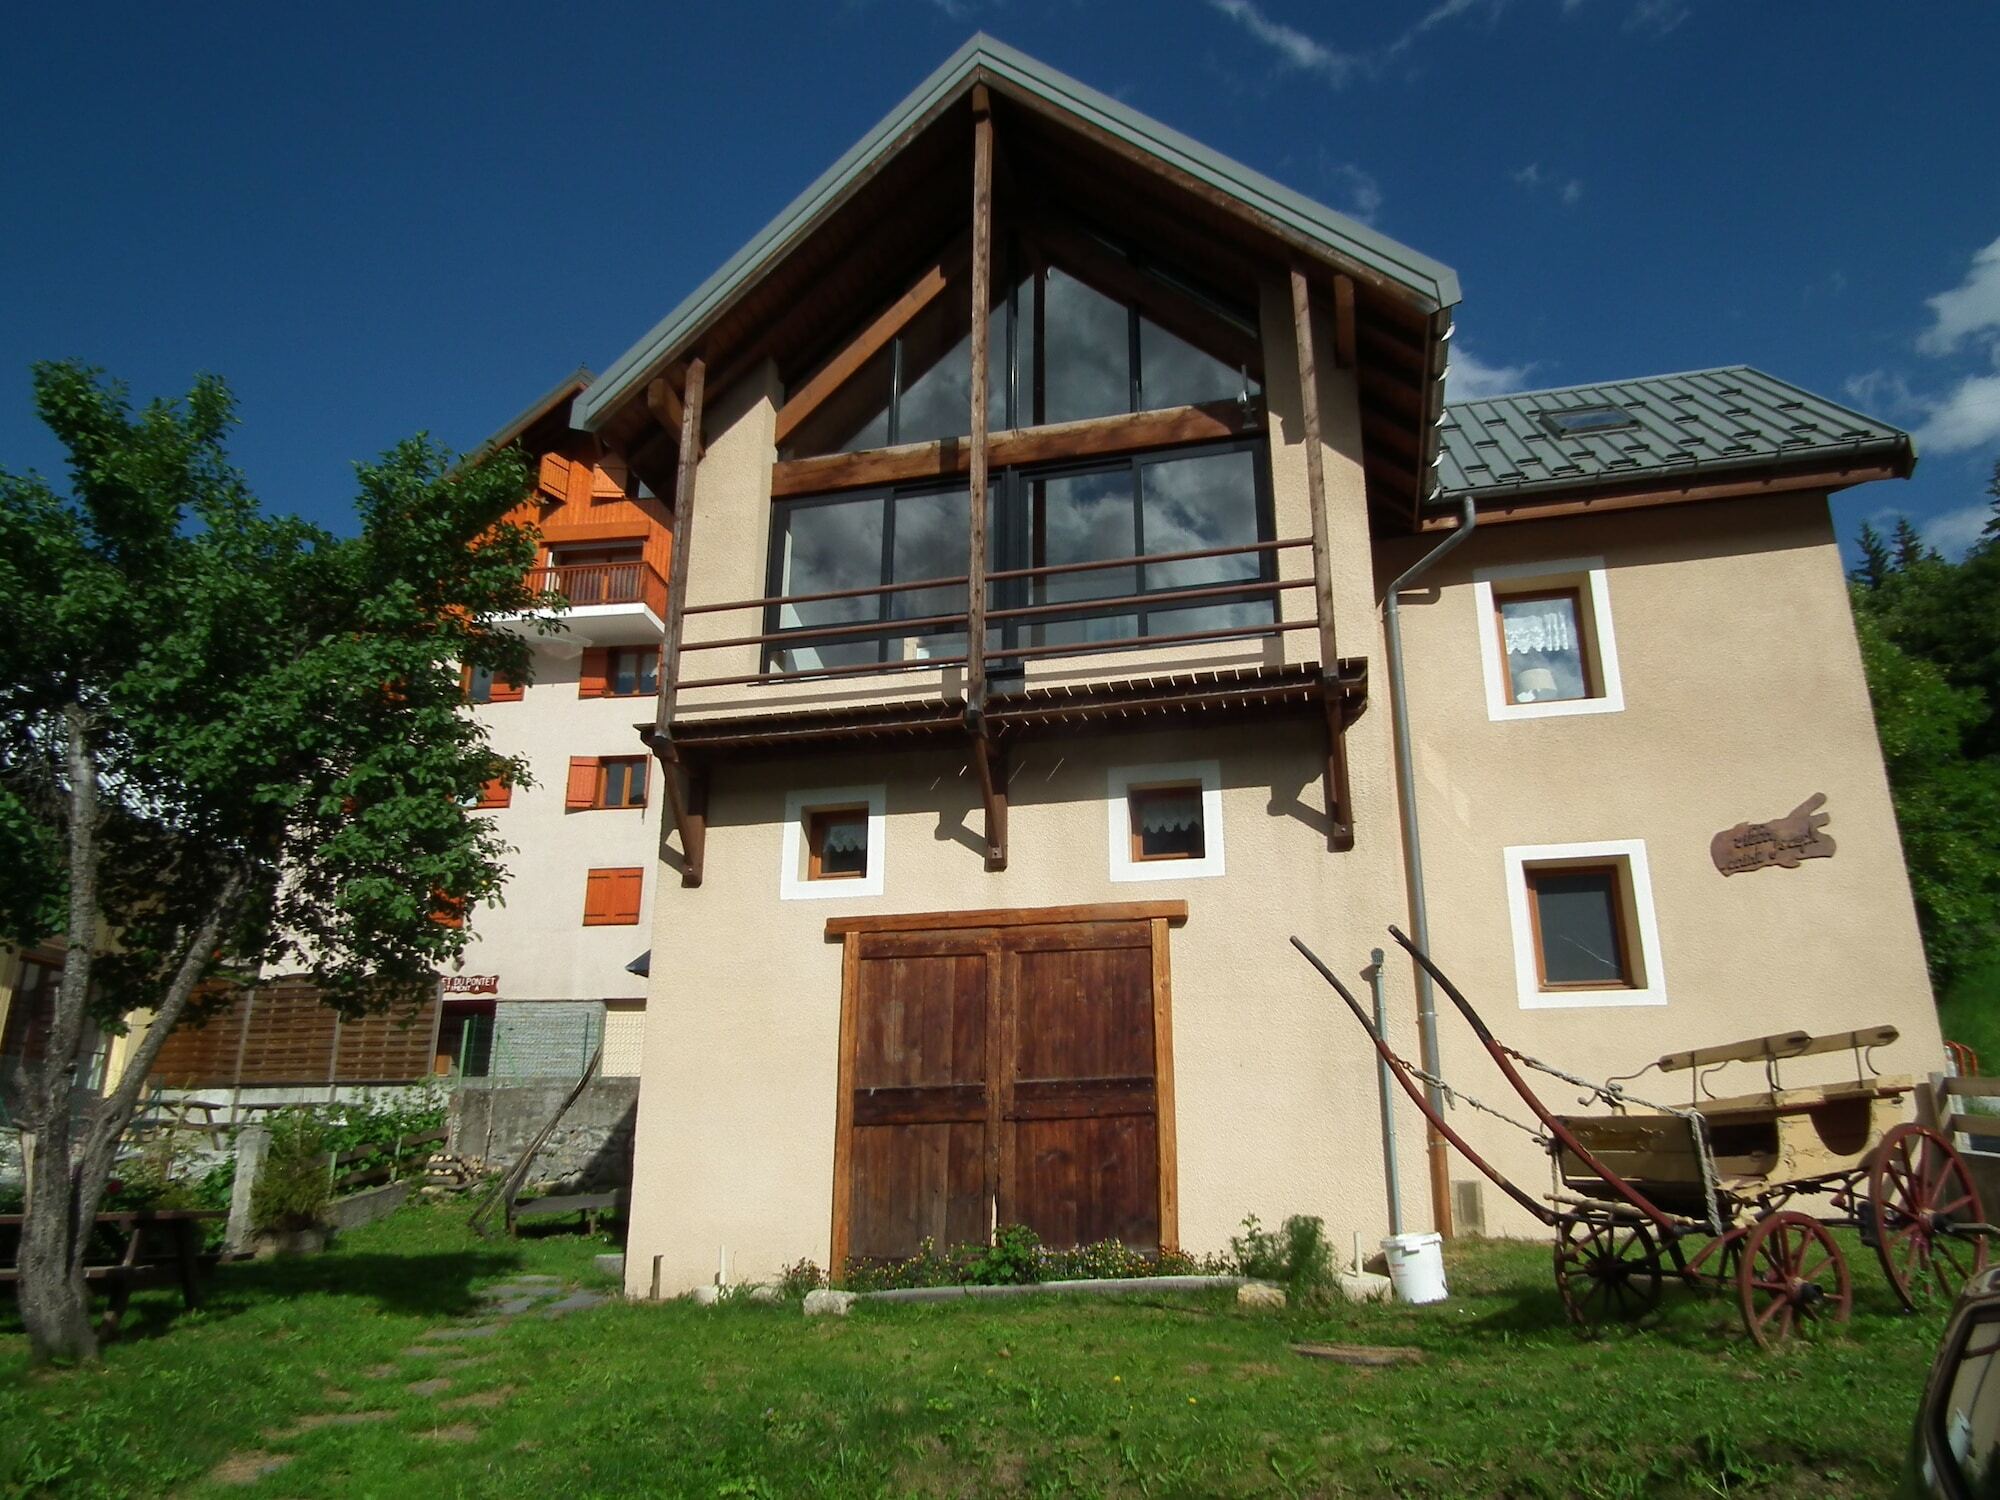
[1234,1361,1284,1379]
[208,1451,294,1486]
[1183,1361,1213,1375]
[320,1387,353,1403]
[407,1377,453,1397]
[439,1356,494,1373]
[263,1411,395,1440]
[417,1422,481,1444]
[441,1384,517,1412]
[363,1364,400,1380]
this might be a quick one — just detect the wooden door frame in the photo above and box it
[828,900,1185,1273]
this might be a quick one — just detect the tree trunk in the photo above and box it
[15,1104,98,1364]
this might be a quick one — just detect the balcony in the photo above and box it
[506,561,669,648]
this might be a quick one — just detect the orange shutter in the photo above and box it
[565,757,599,810]
[582,867,643,926]
[592,455,629,498]
[566,455,594,509]
[487,673,525,703]
[475,777,511,809]
[537,452,571,502]
[431,890,466,929]
[578,647,610,699]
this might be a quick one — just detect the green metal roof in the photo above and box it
[573,34,1460,433]
[1435,366,1914,503]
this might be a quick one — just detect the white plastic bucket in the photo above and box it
[1381,1232,1448,1304]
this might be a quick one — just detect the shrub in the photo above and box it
[969,1223,1042,1285]
[777,1258,825,1298]
[1230,1213,1335,1304]
[250,1109,331,1232]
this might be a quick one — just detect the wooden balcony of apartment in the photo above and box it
[511,560,670,648]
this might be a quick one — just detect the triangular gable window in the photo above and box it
[781,235,1260,460]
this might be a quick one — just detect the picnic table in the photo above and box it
[0,1208,225,1338]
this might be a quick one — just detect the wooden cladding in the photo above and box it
[149,983,442,1089]
[768,399,1261,499]
[583,867,644,926]
[830,910,1179,1270]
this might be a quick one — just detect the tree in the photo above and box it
[0,363,552,1364]
[1852,460,2000,989]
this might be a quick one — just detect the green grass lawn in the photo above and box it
[0,1201,1951,1498]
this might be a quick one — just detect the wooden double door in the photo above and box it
[829,907,1180,1268]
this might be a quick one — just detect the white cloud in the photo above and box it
[1914,373,2000,456]
[1448,346,1539,400]
[1206,0,1363,86]
[1917,236,2000,357]
[1844,368,1920,417]
[1511,162,1544,188]
[1511,162,1583,207]
[1385,0,1499,58]
[1321,161,1383,223]
[1625,0,1690,32]
[1561,178,1584,206]
[1921,502,1994,560]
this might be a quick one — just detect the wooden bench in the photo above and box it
[0,1209,224,1339]
[506,1190,623,1238]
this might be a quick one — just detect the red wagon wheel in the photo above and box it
[1737,1210,1851,1350]
[1870,1121,1988,1312]
[1555,1217,1663,1332]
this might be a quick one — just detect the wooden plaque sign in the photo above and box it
[441,974,499,996]
[1711,794,1835,876]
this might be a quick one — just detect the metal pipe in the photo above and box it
[1383,489,1477,1234]
[1368,947,1404,1237]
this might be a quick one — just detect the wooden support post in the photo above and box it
[646,373,684,438]
[1291,266,1351,851]
[651,357,707,886]
[967,86,993,720]
[970,733,1008,871]
[964,86,1007,871]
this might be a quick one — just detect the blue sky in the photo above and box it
[3,2,1996,559]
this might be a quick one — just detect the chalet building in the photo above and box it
[529,36,1937,1293]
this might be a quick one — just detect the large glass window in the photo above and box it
[782,237,1259,459]
[764,439,1273,674]
[1526,864,1633,989]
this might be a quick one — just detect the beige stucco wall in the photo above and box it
[624,268,1426,1294]
[1378,492,1943,1234]
[461,658,660,1006]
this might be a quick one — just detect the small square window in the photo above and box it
[1128,785,1206,862]
[598,757,648,810]
[1494,587,1593,705]
[1475,559,1622,722]
[608,647,659,698]
[1525,863,1633,990]
[807,808,869,880]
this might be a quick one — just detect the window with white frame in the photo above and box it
[1107,760,1224,882]
[780,785,886,900]
[1473,558,1623,721]
[1503,840,1666,1009]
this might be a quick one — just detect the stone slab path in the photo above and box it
[206,1274,612,1488]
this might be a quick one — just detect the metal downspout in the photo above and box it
[1382,491,1476,1235]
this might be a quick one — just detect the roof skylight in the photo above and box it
[1537,405,1638,438]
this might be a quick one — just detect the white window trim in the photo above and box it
[1503,838,1666,1010]
[780,784,886,901]
[1474,556,1624,722]
[1107,759,1224,883]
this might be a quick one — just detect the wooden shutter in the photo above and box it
[475,777,510,809]
[566,454,594,509]
[584,867,643,926]
[578,647,610,699]
[537,452,571,502]
[565,757,599,810]
[592,455,629,498]
[486,673,524,703]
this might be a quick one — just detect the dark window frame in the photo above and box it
[806,807,870,881]
[596,756,649,811]
[605,646,660,698]
[1492,584,1597,705]
[1524,861,1636,991]
[1127,783,1207,863]
[760,435,1276,675]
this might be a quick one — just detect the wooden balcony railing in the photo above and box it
[527,561,668,618]
[673,536,1317,691]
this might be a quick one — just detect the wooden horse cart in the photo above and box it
[1293,927,1990,1349]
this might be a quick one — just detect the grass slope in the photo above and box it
[1,1202,1949,1498]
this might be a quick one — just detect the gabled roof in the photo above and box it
[573,34,1459,434]
[475,366,593,458]
[1434,366,1915,503]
